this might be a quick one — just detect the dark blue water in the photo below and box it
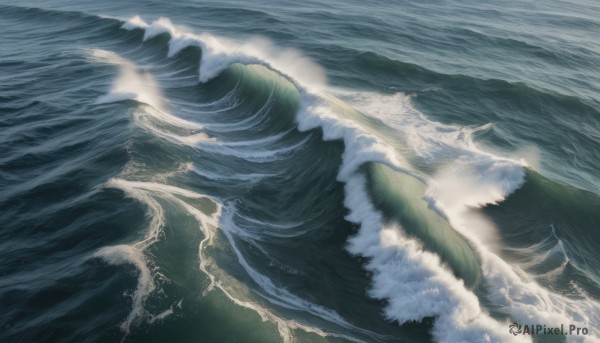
[1,1,599,342]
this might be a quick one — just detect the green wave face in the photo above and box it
[365,162,480,288]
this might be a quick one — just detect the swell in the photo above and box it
[350,49,600,106]
[0,5,124,29]
[364,162,481,288]
[445,26,599,70]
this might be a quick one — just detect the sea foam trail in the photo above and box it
[219,204,381,340]
[93,245,154,334]
[166,191,376,343]
[90,178,165,335]
[119,16,600,342]
[91,178,219,336]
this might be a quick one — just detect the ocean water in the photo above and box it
[1,0,600,342]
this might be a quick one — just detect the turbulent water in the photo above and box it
[2,1,600,342]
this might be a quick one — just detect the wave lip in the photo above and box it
[345,174,518,343]
[89,49,163,109]
[121,16,327,88]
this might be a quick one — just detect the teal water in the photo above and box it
[1,1,599,342]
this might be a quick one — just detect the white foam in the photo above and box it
[93,245,155,334]
[90,179,166,335]
[133,108,213,146]
[92,53,162,109]
[149,308,174,324]
[330,91,521,248]
[107,179,209,200]
[135,104,202,130]
[423,156,525,248]
[296,91,410,182]
[90,49,222,148]
[122,17,326,89]
[89,49,204,132]
[88,49,130,66]
[338,91,526,206]
[105,179,166,250]
[122,15,149,30]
